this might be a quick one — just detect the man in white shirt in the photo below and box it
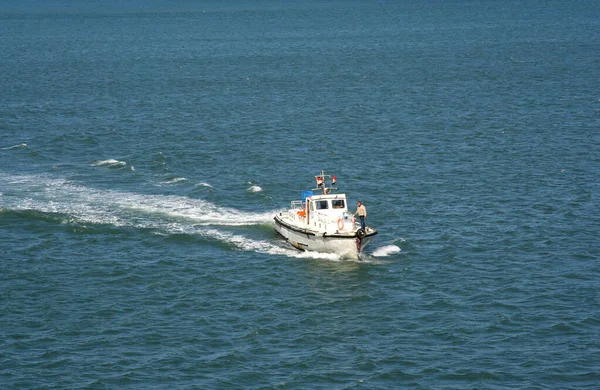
[354,201,367,231]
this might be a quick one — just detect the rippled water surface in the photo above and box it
[1,1,599,388]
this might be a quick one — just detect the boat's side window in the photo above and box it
[332,200,345,209]
[316,200,329,210]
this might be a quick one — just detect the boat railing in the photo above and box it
[290,200,304,210]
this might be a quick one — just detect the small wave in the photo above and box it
[2,143,29,150]
[91,159,127,168]
[248,185,262,193]
[372,245,401,257]
[195,182,213,188]
[163,177,187,184]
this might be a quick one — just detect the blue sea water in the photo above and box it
[1,0,600,388]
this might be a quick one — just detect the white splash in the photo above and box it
[371,245,401,257]
[248,185,262,193]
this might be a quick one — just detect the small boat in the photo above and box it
[274,170,377,259]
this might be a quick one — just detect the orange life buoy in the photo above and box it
[337,218,344,231]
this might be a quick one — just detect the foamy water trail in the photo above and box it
[0,173,331,259]
[2,174,273,226]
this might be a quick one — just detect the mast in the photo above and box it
[313,170,337,195]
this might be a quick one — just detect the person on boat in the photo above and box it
[354,201,367,231]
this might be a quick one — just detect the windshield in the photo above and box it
[332,200,345,209]
[316,200,329,210]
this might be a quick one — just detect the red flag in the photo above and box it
[316,176,323,186]
[331,176,337,185]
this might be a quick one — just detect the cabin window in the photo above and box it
[332,200,345,209]
[316,200,329,210]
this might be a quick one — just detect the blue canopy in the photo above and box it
[302,190,314,202]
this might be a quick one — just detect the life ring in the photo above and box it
[337,218,344,231]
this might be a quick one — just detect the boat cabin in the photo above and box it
[307,194,347,215]
[290,192,354,233]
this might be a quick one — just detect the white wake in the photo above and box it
[0,173,337,260]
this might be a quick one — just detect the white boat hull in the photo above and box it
[274,215,376,260]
